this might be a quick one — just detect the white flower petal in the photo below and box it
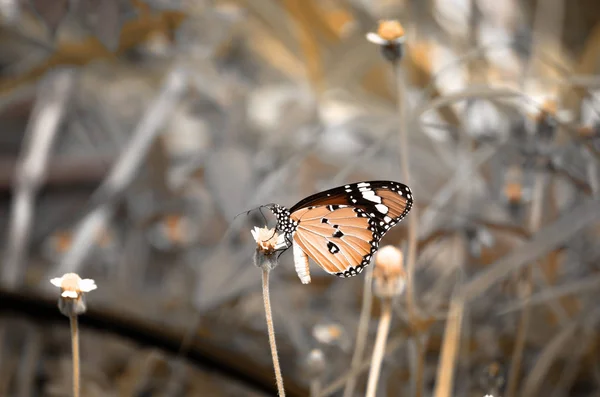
[61,290,78,298]
[250,227,259,242]
[50,277,63,287]
[79,279,97,292]
[366,32,388,45]
[274,234,288,250]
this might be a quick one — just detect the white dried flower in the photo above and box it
[366,20,406,45]
[373,245,406,298]
[50,273,97,299]
[251,226,287,254]
[366,20,406,63]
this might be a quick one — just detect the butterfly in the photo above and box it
[268,181,413,284]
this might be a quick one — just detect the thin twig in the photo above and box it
[1,68,76,287]
[70,315,80,397]
[365,298,393,397]
[50,67,188,277]
[262,268,285,396]
[343,265,374,397]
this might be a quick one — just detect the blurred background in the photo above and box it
[0,0,600,396]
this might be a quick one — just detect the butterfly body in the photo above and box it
[269,181,413,283]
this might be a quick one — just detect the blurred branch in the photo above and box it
[497,274,600,315]
[460,196,600,302]
[1,68,76,288]
[0,9,187,94]
[0,154,113,190]
[49,67,188,277]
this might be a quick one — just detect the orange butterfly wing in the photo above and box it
[290,206,379,277]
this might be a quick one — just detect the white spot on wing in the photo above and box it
[375,204,389,214]
[357,182,370,188]
[362,190,381,203]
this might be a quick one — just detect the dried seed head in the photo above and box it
[377,20,405,41]
[312,323,349,350]
[479,361,506,395]
[304,348,326,379]
[373,245,406,298]
[252,226,287,271]
[366,20,406,63]
[251,226,285,255]
[50,273,97,316]
[504,182,522,204]
[541,99,557,116]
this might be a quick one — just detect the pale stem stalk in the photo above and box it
[365,298,393,397]
[262,268,285,396]
[310,380,322,397]
[70,315,80,397]
[343,265,374,397]
[433,299,465,397]
[394,64,420,319]
[507,172,546,397]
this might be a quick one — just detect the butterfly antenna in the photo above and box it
[232,203,276,222]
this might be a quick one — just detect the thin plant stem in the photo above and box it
[433,298,465,397]
[262,268,285,396]
[365,298,393,397]
[507,172,546,397]
[70,315,80,397]
[410,333,427,397]
[394,63,420,320]
[505,289,531,397]
[310,380,322,397]
[343,264,374,397]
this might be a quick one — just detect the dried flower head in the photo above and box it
[479,361,505,395]
[50,273,97,299]
[252,226,287,271]
[374,20,405,42]
[251,226,286,254]
[50,273,97,316]
[373,245,406,298]
[366,20,406,63]
[147,213,199,251]
[312,322,350,350]
[304,348,326,378]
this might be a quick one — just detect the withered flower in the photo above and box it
[50,273,97,316]
[373,245,406,298]
[366,20,406,63]
[251,226,287,271]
